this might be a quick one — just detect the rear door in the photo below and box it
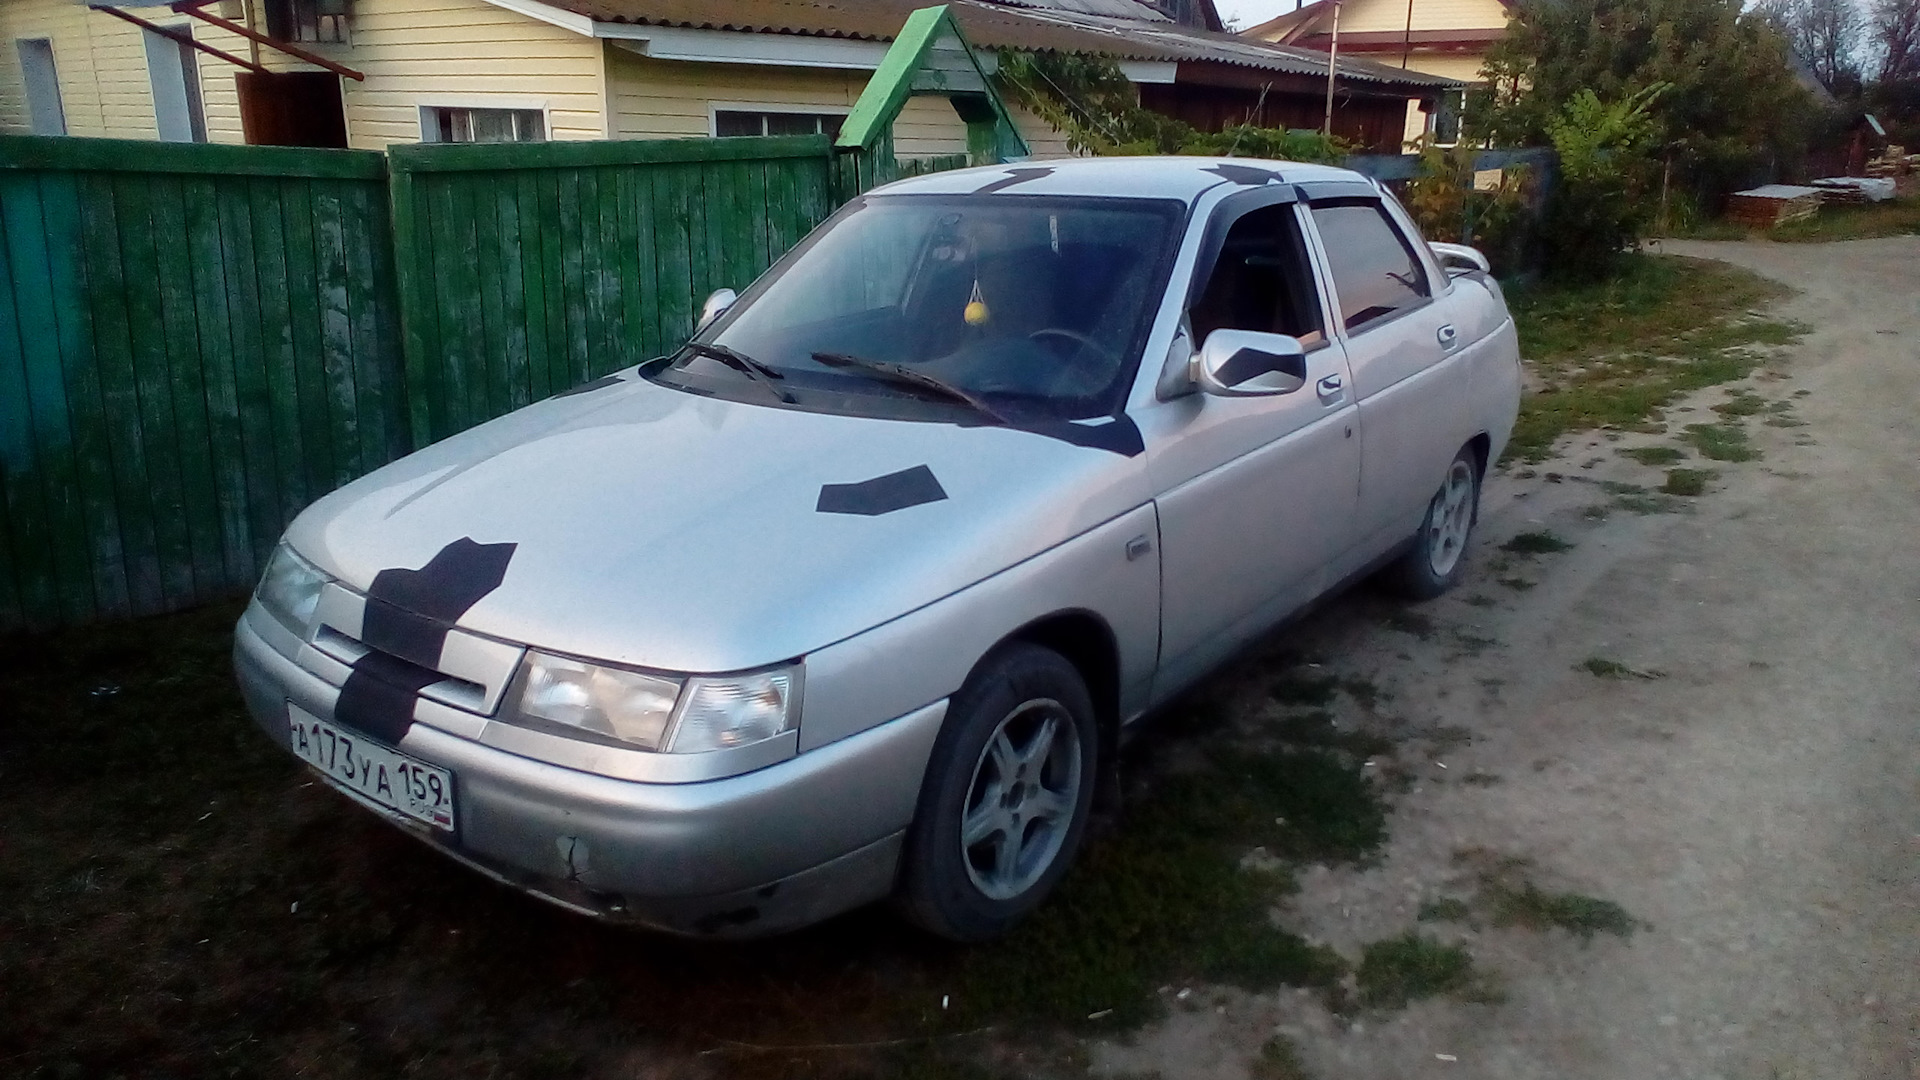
[1143,190,1360,695]
[1301,190,1469,558]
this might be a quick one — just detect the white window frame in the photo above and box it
[707,101,851,139]
[417,101,551,144]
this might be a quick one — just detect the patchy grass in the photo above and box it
[1503,255,1804,462]
[1417,898,1474,923]
[1579,657,1633,678]
[1485,882,1641,942]
[1621,445,1686,466]
[1269,671,1340,707]
[1497,577,1536,592]
[1251,1035,1313,1080]
[1662,468,1715,496]
[0,606,1390,1079]
[1680,421,1760,462]
[1269,710,1397,760]
[1712,391,1769,417]
[1354,934,1480,1009]
[1500,530,1573,555]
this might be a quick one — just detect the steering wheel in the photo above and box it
[1028,328,1121,395]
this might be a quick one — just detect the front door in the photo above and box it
[1142,196,1361,696]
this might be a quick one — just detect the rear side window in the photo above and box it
[1311,202,1429,331]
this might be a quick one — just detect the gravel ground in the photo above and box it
[1093,237,1920,1080]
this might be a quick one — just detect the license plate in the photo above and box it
[288,704,455,831]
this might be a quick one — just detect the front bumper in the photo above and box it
[233,609,946,937]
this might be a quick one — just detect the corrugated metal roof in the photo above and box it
[548,0,1462,88]
[989,0,1172,23]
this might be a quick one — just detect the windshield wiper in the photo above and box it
[685,341,795,404]
[810,351,1008,425]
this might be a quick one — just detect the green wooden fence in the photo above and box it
[388,134,839,447]
[0,137,401,629]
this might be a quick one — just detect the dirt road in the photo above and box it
[1095,238,1920,1080]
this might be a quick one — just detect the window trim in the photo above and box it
[16,37,66,136]
[1185,188,1332,350]
[1301,196,1440,339]
[707,101,850,138]
[417,102,551,144]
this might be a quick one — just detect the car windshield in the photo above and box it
[649,194,1185,423]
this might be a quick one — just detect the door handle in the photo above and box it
[1316,373,1344,402]
[1437,323,1459,349]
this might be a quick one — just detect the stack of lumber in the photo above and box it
[1726,185,1824,227]
[1867,145,1909,177]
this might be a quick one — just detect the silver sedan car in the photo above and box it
[234,157,1520,940]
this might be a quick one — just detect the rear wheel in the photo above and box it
[1390,445,1481,600]
[897,643,1097,942]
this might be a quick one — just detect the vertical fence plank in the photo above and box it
[40,174,130,620]
[77,174,162,614]
[280,177,339,504]
[491,177,531,409]
[0,188,61,626]
[310,185,361,488]
[3,174,99,623]
[182,176,255,588]
[217,180,284,572]
[513,170,552,403]
[340,179,395,471]
[248,178,307,522]
[468,173,509,419]
[117,174,199,606]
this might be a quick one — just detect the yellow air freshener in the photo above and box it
[964,280,990,326]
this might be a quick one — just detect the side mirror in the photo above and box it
[696,288,737,332]
[1193,329,1307,397]
[1430,242,1490,276]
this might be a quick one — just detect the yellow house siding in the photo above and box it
[1283,0,1508,35]
[1401,52,1489,81]
[0,0,171,139]
[189,0,605,148]
[605,47,1074,160]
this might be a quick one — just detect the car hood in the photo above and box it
[287,374,1150,673]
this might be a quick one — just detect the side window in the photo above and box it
[1311,201,1430,332]
[1189,204,1325,348]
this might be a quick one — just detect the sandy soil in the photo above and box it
[1093,238,1920,1080]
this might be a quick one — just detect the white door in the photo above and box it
[143,26,207,143]
[17,39,65,135]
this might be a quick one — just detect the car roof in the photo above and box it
[869,156,1371,205]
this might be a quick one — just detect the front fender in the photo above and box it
[797,503,1162,753]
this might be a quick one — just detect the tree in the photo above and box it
[1472,0,1824,198]
[1758,0,1867,90]
[1871,0,1920,80]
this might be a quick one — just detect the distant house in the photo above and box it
[0,0,1456,154]
[1244,0,1509,146]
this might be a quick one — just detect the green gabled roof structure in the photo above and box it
[835,4,1030,168]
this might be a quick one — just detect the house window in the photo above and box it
[16,39,65,135]
[421,107,546,144]
[142,26,207,143]
[713,109,845,139]
[263,0,350,45]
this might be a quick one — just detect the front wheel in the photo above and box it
[897,643,1098,942]
[1389,445,1481,600]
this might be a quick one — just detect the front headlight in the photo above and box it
[256,544,330,637]
[666,669,798,754]
[506,653,801,754]
[515,651,681,750]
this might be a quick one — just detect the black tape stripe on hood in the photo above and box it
[334,537,517,745]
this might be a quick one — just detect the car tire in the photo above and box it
[896,642,1099,942]
[1390,444,1482,601]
